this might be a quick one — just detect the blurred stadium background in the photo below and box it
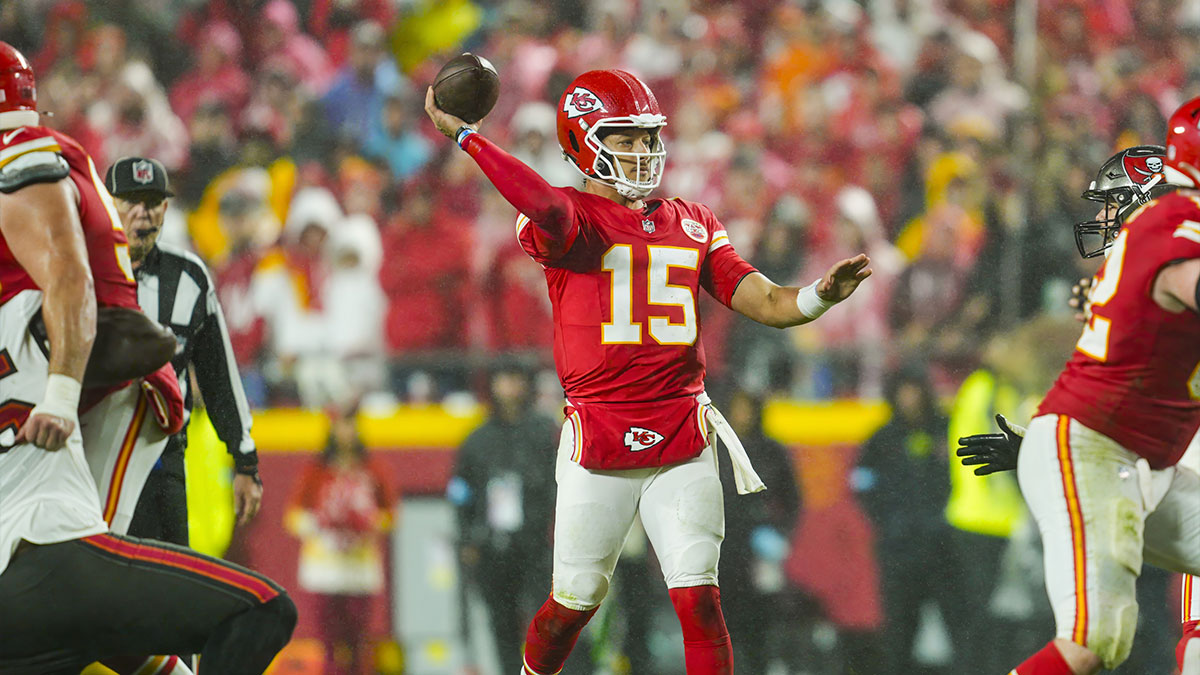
[9,0,1197,673]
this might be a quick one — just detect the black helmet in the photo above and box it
[1074,145,1169,258]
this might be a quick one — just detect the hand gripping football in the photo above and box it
[83,307,177,388]
[432,53,500,124]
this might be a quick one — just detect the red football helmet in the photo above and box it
[556,69,667,199]
[1166,95,1200,186]
[0,42,36,116]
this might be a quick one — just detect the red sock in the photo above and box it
[1013,641,1074,675]
[1178,619,1200,672]
[521,595,597,675]
[667,585,733,675]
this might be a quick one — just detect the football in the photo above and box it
[432,53,500,124]
[83,307,178,388]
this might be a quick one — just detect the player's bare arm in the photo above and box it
[1152,257,1200,313]
[730,254,872,328]
[0,179,96,450]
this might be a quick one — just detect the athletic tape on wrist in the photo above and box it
[455,126,476,149]
[35,373,81,423]
[795,279,836,319]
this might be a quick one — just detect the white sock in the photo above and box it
[134,656,194,675]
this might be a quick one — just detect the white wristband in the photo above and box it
[795,279,836,319]
[34,373,81,424]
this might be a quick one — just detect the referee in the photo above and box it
[104,156,263,546]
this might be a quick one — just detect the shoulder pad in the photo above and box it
[0,151,70,193]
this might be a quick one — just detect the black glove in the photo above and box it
[956,413,1025,475]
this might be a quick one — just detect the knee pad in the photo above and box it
[1088,591,1138,669]
[554,572,609,610]
[676,541,721,578]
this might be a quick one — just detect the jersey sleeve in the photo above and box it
[461,133,584,264]
[0,128,69,193]
[699,209,758,307]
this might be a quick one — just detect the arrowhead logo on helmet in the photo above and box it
[563,87,606,119]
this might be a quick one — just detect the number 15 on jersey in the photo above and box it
[601,244,699,346]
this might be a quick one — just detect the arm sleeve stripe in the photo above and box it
[1173,221,1200,244]
[516,214,531,237]
[708,234,730,252]
[0,141,63,169]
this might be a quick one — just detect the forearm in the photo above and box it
[42,269,96,380]
[732,275,831,328]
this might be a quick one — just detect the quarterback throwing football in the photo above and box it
[426,69,871,675]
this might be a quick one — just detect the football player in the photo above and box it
[426,70,871,675]
[958,132,1200,672]
[0,41,295,674]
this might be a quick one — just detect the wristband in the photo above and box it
[234,462,264,488]
[455,126,476,149]
[795,279,836,319]
[34,373,81,423]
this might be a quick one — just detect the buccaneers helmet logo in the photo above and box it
[562,87,606,119]
[1124,153,1164,182]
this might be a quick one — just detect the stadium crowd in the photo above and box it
[8,0,1197,407]
[5,0,1200,672]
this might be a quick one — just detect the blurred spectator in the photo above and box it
[211,182,278,406]
[256,0,335,95]
[718,390,803,674]
[288,409,395,675]
[853,365,967,674]
[380,180,472,355]
[362,92,434,181]
[508,101,578,187]
[323,213,387,397]
[181,101,239,207]
[726,195,811,395]
[447,364,558,675]
[30,0,87,74]
[321,20,405,146]
[169,21,250,128]
[798,186,905,398]
[89,61,189,170]
[308,0,397,67]
[256,187,340,405]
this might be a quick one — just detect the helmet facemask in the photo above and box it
[1074,190,1130,258]
[584,114,667,199]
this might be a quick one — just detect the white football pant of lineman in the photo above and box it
[0,291,108,573]
[549,418,724,611]
[79,380,171,535]
[1018,414,1200,671]
[1180,437,1200,675]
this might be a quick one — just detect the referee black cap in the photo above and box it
[104,156,174,198]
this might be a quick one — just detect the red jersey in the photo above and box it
[461,134,756,469]
[1039,190,1200,468]
[0,126,138,310]
[516,191,754,402]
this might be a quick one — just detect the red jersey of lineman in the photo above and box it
[0,126,139,310]
[1039,190,1200,468]
[516,189,757,470]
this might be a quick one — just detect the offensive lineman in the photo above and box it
[0,41,295,674]
[426,69,871,674]
[958,144,1200,673]
[960,106,1200,674]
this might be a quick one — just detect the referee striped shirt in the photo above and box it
[134,242,256,466]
